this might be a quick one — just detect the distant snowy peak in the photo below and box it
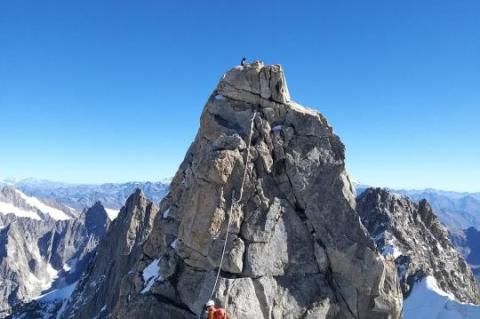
[0,186,76,221]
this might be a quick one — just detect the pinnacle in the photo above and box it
[216,61,291,104]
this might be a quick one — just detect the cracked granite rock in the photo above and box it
[62,62,403,319]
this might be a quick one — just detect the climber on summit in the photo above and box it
[240,57,247,66]
[205,300,227,319]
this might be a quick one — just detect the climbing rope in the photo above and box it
[209,190,234,300]
[236,110,258,204]
[208,111,258,301]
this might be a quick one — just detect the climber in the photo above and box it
[240,57,247,67]
[205,300,227,319]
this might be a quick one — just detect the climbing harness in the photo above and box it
[208,111,258,302]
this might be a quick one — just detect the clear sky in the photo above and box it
[1,1,479,191]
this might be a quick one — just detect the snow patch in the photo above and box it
[64,258,78,274]
[404,276,480,319]
[28,264,59,297]
[378,236,403,259]
[162,208,171,219]
[40,281,78,319]
[104,208,119,220]
[381,243,402,259]
[141,259,162,294]
[37,281,77,302]
[271,125,283,132]
[214,94,225,101]
[0,201,41,220]
[15,190,72,220]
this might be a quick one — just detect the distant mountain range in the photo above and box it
[4,179,478,231]
[355,184,480,231]
[3,179,477,232]
[393,190,480,231]
[1,178,171,212]
[0,179,171,316]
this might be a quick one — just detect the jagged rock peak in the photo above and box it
[60,63,403,319]
[217,61,290,104]
[62,188,159,319]
[131,187,145,200]
[357,187,480,304]
[84,201,110,237]
[141,63,402,317]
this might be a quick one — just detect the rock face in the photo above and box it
[0,200,110,317]
[357,188,480,304]
[84,202,110,238]
[64,62,403,319]
[358,186,480,282]
[62,190,159,318]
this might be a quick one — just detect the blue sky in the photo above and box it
[1,1,479,191]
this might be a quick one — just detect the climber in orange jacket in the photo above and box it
[205,300,227,319]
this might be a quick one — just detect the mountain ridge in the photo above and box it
[5,179,170,212]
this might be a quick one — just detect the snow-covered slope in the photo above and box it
[0,201,42,220]
[0,186,75,221]
[404,276,480,319]
[20,281,79,319]
[15,190,73,220]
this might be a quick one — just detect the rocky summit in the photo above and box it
[62,61,403,319]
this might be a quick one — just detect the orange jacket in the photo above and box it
[207,307,227,319]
